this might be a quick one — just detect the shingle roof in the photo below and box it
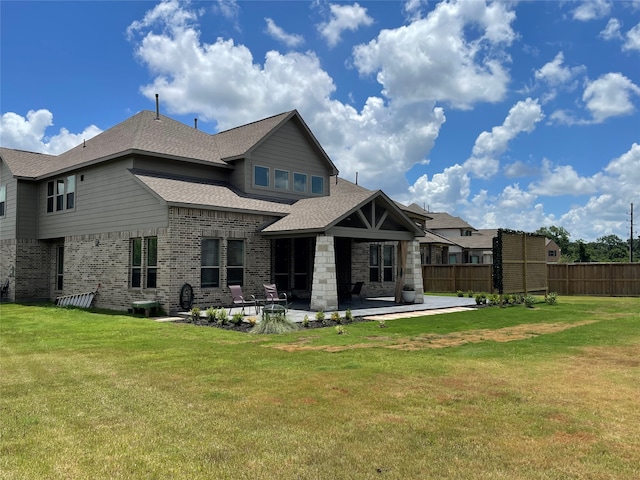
[454,229,497,249]
[260,177,374,233]
[1,109,338,180]
[133,172,293,216]
[212,111,292,159]
[424,212,476,230]
[0,148,57,178]
[420,230,456,245]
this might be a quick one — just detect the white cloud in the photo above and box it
[582,72,640,122]
[623,22,640,51]
[464,98,544,178]
[408,164,471,212]
[572,0,611,21]
[318,3,373,48]
[402,0,427,21]
[214,0,239,21]
[265,17,304,48]
[126,0,445,195]
[0,110,101,154]
[353,0,516,108]
[534,52,584,87]
[529,159,599,196]
[599,18,622,40]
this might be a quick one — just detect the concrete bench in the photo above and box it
[132,300,160,317]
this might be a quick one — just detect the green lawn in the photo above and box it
[1,297,639,479]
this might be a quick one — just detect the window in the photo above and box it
[56,246,64,291]
[201,239,220,288]
[548,250,557,257]
[293,173,307,193]
[47,175,76,212]
[0,185,5,217]
[461,230,472,236]
[146,237,157,288]
[369,245,380,282]
[448,254,457,264]
[311,175,324,195]
[66,175,75,209]
[131,238,142,288]
[227,239,244,286]
[383,245,394,282]
[254,165,269,188]
[275,169,289,190]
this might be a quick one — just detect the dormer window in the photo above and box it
[254,165,269,188]
[311,175,324,195]
[275,169,289,190]
[461,229,472,236]
[294,173,307,193]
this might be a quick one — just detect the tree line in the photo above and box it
[535,226,639,263]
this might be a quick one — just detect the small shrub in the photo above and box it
[206,307,217,323]
[378,319,387,328]
[315,310,325,322]
[216,309,228,326]
[230,312,243,325]
[302,315,310,328]
[545,292,558,305]
[467,290,474,298]
[335,325,347,335]
[524,295,536,308]
[489,293,499,306]
[345,309,353,322]
[190,307,201,323]
[456,290,464,297]
[331,311,341,324]
[246,316,257,326]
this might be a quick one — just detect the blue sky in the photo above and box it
[1,0,639,242]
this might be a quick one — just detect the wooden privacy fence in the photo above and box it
[548,263,640,296]
[422,263,640,297]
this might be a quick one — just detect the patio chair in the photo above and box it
[229,285,257,315]
[350,281,365,304]
[263,284,289,312]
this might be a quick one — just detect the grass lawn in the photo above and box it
[1,296,639,479]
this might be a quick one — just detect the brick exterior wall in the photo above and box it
[0,239,50,302]
[166,207,275,313]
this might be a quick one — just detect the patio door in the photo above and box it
[274,239,289,292]
[335,237,352,300]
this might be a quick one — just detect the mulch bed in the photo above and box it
[175,316,372,333]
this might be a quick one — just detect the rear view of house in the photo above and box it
[1,109,424,313]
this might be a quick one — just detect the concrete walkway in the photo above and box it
[162,295,478,323]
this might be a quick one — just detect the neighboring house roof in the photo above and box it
[454,229,498,249]
[0,108,338,180]
[396,202,430,218]
[424,212,476,230]
[420,230,456,246]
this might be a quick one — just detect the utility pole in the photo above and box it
[630,203,634,263]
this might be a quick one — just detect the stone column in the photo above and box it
[405,239,424,303]
[310,234,338,311]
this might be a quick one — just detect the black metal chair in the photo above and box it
[350,281,364,304]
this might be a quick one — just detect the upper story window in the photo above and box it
[461,229,472,236]
[254,165,269,188]
[47,175,76,213]
[548,250,557,257]
[293,173,307,193]
[275,169,289,190]
[0,185,6,217]
[311,175,324,195]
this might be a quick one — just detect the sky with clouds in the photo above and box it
[1,0,639,242]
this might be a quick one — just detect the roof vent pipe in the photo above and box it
[355,172,358,185]
[155,94,160,120]
[194,118,198,130]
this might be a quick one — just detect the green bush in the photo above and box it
[230,312,243,325]
[190,307,201,323]
[206,307,217,323]
[545,292,558,305]
[524,295,536,308]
